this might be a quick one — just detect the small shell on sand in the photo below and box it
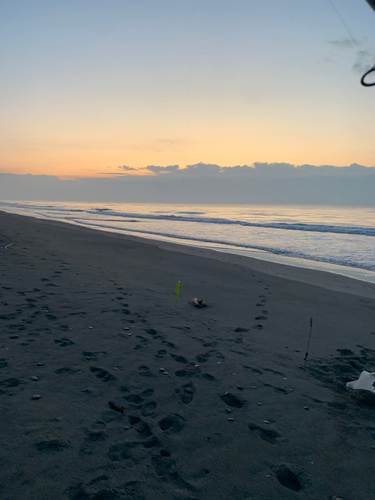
[30,376,39,381]
[31,395,41,400]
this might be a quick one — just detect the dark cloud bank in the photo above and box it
[1,163,374,205]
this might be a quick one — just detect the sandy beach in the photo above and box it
[1,210,375,500]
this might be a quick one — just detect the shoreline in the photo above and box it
[2,209,375,300]
[1,210,375,499]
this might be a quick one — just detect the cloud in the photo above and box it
[146,165,179,174]
[113,162,375,179]
[327,38,358,49]
[118,165,136,171]
[1,163,374,205]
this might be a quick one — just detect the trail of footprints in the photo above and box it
[0,272,300,497]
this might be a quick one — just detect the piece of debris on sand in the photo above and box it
[191,298,206,308]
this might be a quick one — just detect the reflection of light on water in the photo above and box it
[1,200,375,283]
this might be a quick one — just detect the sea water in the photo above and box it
[1,200,374,283]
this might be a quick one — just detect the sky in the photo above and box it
[1,0,375,180]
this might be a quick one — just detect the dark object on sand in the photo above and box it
[108,401,125,414]
[191,298,206,308]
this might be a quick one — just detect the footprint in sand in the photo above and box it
[89,367,116,382]
[0,313,17,321]
[170,353,188,364]
[162,341,177,349]
[264,383,288,395]
[142,401,157,417]
[0,359,8,369]
[55,367,79,375]
[136,335,149,345]
[0,378,22,395]
[108,441,139,461]
[203,341,217,348]
[158,414,185,433]
[81,352,98,361]
[152,453,175,476]
[84,429,107,443]
[53,338,74,347]
[141,388,154,397]
[220,392,244,408]
[275,465,303,492]
[264,368,285,376]
[175,382,195,404]
[196,352,211,363]
[128,416,153,438]
[123,394,144,405]
[143,436,160,448]
[45,314,57,321]
[138,365,153,377]
[174,369,196,378]
[248,423,281,444]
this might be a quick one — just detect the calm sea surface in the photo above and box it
[1,201,374,282]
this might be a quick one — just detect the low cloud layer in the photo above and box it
[1,163,374,205]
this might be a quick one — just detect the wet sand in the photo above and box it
[1,210,375,500]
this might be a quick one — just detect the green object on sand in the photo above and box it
[175,281,180,300]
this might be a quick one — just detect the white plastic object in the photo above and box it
[346,371,375,393]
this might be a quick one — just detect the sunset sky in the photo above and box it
[1,0,375,179]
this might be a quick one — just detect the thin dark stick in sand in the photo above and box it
[304,318,313,368]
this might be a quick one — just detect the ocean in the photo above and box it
[1,200,374,283]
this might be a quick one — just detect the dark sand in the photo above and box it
[1,211,375,500]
